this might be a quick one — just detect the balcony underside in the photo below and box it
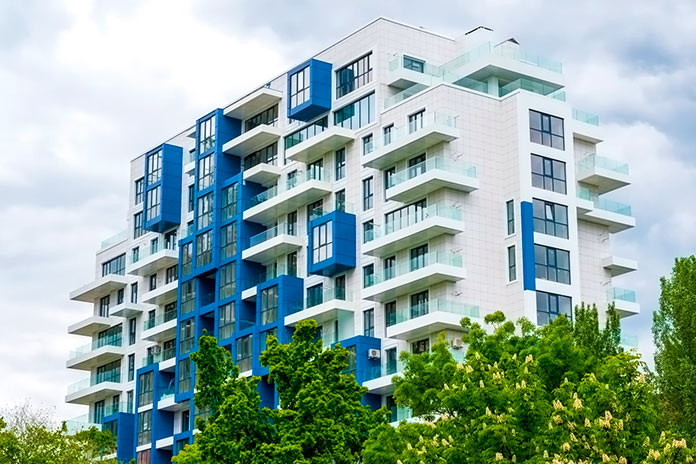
[602,256,638,277]
[243,163,281,185]
[285,127,356,165]
[363,217,464,258]
[284,299,354,326]
[142,319,177,342]
[111,302,150,318]
[386,169,479,203]
[243,181,332,223]
[611,299,640,318]
[142,281,178,305]
[362,373,397,394]
[576,201,635,233]
[363,264,466,302]
[386,311,469,340]
[362,126,458,170]
[577,170,629,195]
[242,235,303,263]
[222,125,282,157]
[70,275,128,303]
[127,250,178,277]
[66,346,124,371]
[65,382,122,405]
[223,87,282,120]
[68,316,115,337]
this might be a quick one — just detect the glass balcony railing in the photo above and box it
[620,334,638,348]
[129,240,178,265]
[141,346,176,367]
[577,187,632,217]
[384,83,429,109]
[103,401,134,416]
[364,203,462,244]
[65,415,102,433]
[390,406,413,423]
[143,311,177,331]
[305,287,352,310]
[387,156,476,189]
[364,251,464,288]
[67,368,121,395]
[572,108,600,126]
[247,170,330,208]
[576,154,629,175]
[394,299,479,324]
[364,112,457,155]
[308,201,356,221]
[158,384,176,401]
[185,150,196,164]
[249,223,298,248]
[69,334,122,360]
[100,230,127,250]
[608,287,637,303]
[499,78,566,101]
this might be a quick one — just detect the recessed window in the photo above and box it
[507,245,517,282]
[362,177,374,211]
[179,319,195,354]
[410,244,428,271]
[410,291,429,318]
[134,178,144,204]
[181,243,193,276]
[312,222,333,264]
[219,302,235,340]
[403,56,425,73]
[363,220,374,243]
[385,199,426,234]
[145,186,161,221]
[536,291,572,326]
[336,53,373,98]
[533,198,569,238]
[408,110,425,133]
[335,189,346,212]
[146,151,161,184]
[180,281,195,315]
[101,254,125,277]
[177,358,191,393]
[363,263,374,288]
[334,93,375,130]
[289,66,310,109]
[362,134,374,155]
[335,148,346,180]
[236,334,253,372]
[506,200,515,235]
[196,231,212,267]
[385,301,396,327]
[221,183,238,221]
[138,371,153,407]
[529,110,564,150]
[383,124,394,145]
[535,244,571,284]
[133,212,144,238]
[412,338,429,354]
[198,116,216,153]
[219,263,236,300]
[531,154,566,194]
[244,143,278,170]
[307,284,323,308]
[245,105,278,131]
[220,222,237,260]
[197,154,214,191]
[137,410,152,446]
[196,192,214,229]
[363,308,375,337]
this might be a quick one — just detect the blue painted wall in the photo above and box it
[103,412,134,463]
[307,210,356,276]
[144,144,183,233]
[520,201,536,291]
[287,59,332,121]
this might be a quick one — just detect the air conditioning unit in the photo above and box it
[151,345,162,354]
[367,349,381,359]
[451,338,464,349]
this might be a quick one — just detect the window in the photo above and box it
[117,288,124,305]
[537,291,572,326]
[149,274,157,291]
[335,148,346,180]
[166,265,178,284]
[128,354,135,382]
[287,170,298,189]
[308,158,324,181]
[346,346,356,375]
[403,56,425,72]
[99,296,110,317]
[145,186,160,221]
[180,281,195,315]
[531,154,567,194]
[199,115,216,153]
[175,439,189,455]
[412,338,429,354]
[165,230,177,250]
[138,371,153,406]
[97,325,121,347]
[130,283,138,304]
[196,231,212,267]
[219,302,235,340]
[93,400,105,426]
[221,183,238,221]
[410,291,429,318]
[146,151,161,184]
[134,178,144,204]
[236,334,253,372]
[261,285,278,325]
[285,117,328,149]
[535,245,571,284]
[362,177,373,210]
[363,263,374,287]
[506,200,515,235]
[410,244,428,271]
[262,328,277,352]
[335,275,346,300]
[336,53,372,98]
[197,154,214,191]
[137,410,152,446]
[131,246,140,264]
[133,212,144,238]
[384,256,396,280]
[529,110,564,150]
[408,154,426,178]
[179,319,195,354]
[178,358,191,393]
[287,211,297,236]
[384,167,396,191]
[150,237,159,254]
[362,134,373,155]
[127,390,134,413]
[197,192,213,229]
[220,222,237,260]
[383,124,394,145]
[334,93,375,130]
[385,199,426,233]
[289,66,310,109]
[335,189,346,212]
[219,263,236,300]
[245,104,278,131]
[385,301,396,327]
[533,199,569,238]
[308,199,323,222]
[386,348,398,374]
[287,251,298,277]
[128,318,136,345]
[96,360,120,383]
[181,242,193,276]
[187,185,194,212]
[363,308,374,337]
[408,110,425,133]
[244,143,278,170]
[307,284,323,308]
[181,410,190,432]
[311,222,333,263]
[137,450,151,464]
[508,246,517,282]
[363,220,374,243]
[101,254,125,276]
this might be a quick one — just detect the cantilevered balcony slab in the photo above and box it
[222,125,282,157]
[65,380,122,405]
[127,248,178,277]
[386,301,480,340]
[285,127,356,164]
[223,87,282,120]
[142,281,178,305]
[68,316,116,337]
[66,343,124,371]
[243,178,332,224]
[385,161,479,203]
[576,203,635,233]
[110,302,149,318]
[243,235,303,263]
[70,274,128,303]
[602,256,638,277]
[285,298,354,327]
[155,436,174,450]
[607,287,640,317]
[243,163,281,185]
[158,395,189,412]
[141,318,177,343]
[571,109,603,143]
[576,155,630,194]
[363,372,398,394]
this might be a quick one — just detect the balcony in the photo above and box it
[155,436,174,451]
[602,256,638,277]
[66,335,124,371]
[576,155,630,194]
[363,203,464,258]
[142,280,178,305]
[285,288,354,326]
[576,187,635,233]
[386,156,478,203]
[363,252,466,302]
[222,124,282,157]
[70,274,128,303]
[157,386,187,411]
[243,170,332,223]
[362,113,458,170]
[386,299,480,340]
[184,149,196,173]
[68,316,115,337]
[285,126,356,164]
[571,108,603,143]
[607,287,640,317]
[65,369,121,405]
[110,301,149,318]
[141,346,176,367]
[141,311,177,342]
[127,243,178,277]
[223,87,282,120]
[387,54,444,89]
[100,230,127,251]
[243,162,281,185]
[242,223,304,263]
[64,415,102,434]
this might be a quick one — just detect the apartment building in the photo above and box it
[65,18,638,463]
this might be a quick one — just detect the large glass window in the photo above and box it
[335,148,346,180]
[245,104,278,131]
[101,254,125,276]
[285,117,328,150]
[198,116,216,153]
[408,110,425,133]
[177,358,191,393]
[197,154,214,191]
[220,222,237,260]
[221,183,238,221]
[535,245,571,284]
[312,222,333,264]
[307,284,323,308]
[128,318,137,345]
[403,56,425,72]
[412,338,429,354]
[138,371,153,407]
[166,265,178,284]
[533,199,569,238]
[508,245,517,282]
[363,308,374,337]
[96,360,120,384]
[362,177,373,211]
[385,301,396,327]
[219,263,236,300]
[289,66,310,109]
[529,110,564,150]
[385,199,426,233]
[181,242,193,276]
[180,281,195,315]
[134,177,144,204]
[219,302,235,340]
[137,410,152,446]
[99,296,110,317]
[336,53,372,98]
[536,291,572,326]
[244,143,278,170]
[197,192,214,229]
[334,93,375,129]
[531,154,566,194]
[236,335,253,372]
[410,244,428,271]
[133,212,144,238]
[410,291,429,319]
[146,151,161,184]
[363,264,374,288]
[261,285,278,325]
[145,186,160,221]
[179,319,195,354]
[196,231,212,267]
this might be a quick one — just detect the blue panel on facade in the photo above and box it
[338,335,381,385]
[520,201,536,291]
[287,59,332,121]
[103,412,135,464]
[144,144,183,233]
[307,210,356,276]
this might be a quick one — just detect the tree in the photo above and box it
[0,403,117,464]
[654,256,696,442]
[174,320,388,464]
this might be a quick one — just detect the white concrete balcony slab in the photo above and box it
[285,126,356,164]
[142,280,178,305]
[363,204,464,258]
[223,87,282,120]
[243,162,281,185]
[571,109,604,143]
[363,252,466,302]
[241,285,257,301]
[285,288,354,326]
[602,256,638,277]
[65,375,122,405]
[222,124,282,157]
[142,315,177,342]
[386,54,444,89]
[68,316,115,337]
[576,188,635,233]
[243,223,303,263]
[111,302,150,318]
[607,287,640,317]
[66,337,124,371]
[127,245,178,277]
[362,113,458,170]
[362,371,397,394]
[184,150,195,173]
[386,299,480,340]
[70,274,128,303]
[156,436,174,450]
[385,157,478,203]
[576,155,630,194]
[243,172,332,224]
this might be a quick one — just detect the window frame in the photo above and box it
[335,52,373,98]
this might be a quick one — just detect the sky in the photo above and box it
[0,0,695,421]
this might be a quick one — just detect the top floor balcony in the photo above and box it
[70,274,128,303]
[223,87,282,120]
[222,124,282,157]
